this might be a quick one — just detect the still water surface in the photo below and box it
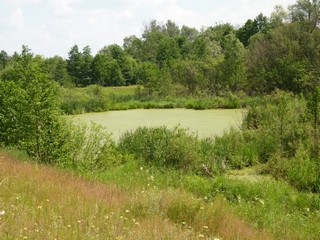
[75,109,244,140]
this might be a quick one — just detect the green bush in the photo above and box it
[212,128,260,169]
[118,126,229,175]
[56,121,119,172]
[269,147,320,192]
[118,126,202,171]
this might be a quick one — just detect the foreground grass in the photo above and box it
[90,160,320,240]
[0,152,271,240]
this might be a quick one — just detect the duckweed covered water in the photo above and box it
[75,109,244,140]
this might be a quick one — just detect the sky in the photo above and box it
[0,0,297,58]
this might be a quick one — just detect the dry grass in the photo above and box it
[0,153,272,239]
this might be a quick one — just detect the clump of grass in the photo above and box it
[211,175,320,239]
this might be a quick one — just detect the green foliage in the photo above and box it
[44,56,72,87]
[214,90,320,192]
[269,147,320,192]
[67,45,93,87]
[92,44,138,86]
[118,126,201,171]
[289,0,320,33]
[306,86,320,156]
[246,22,320,94]
[56,121,119,172]
[0,47,63,163]
[118,126,226,175]
[211,176,320,239]
[60,85,111,114]
[0,50,10,70]
[244,91,307,158]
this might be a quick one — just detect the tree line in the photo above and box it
[1,0,320,96]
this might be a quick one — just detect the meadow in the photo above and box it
[0,152,271,240]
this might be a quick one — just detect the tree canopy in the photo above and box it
[1,0,319,97]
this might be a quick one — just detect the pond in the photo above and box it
[75,109,244,140]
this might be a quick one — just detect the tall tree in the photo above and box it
[45,56,72,86]
[220,33,246,92]
[81,46,93,86]
[123,35,144,60]
[237,13,270,46]
[289,0,320,32]
[246,22,320,94]
[0,47,63,163]
[0,50,9,70]
[270,5,288,28]
[67,45,84,86]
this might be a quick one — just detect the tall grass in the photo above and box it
[0,152,270,240]
[59,85,258,114]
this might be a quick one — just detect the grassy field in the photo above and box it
[1,148,320,239]
[0,152,272,240]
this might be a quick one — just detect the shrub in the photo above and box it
[212,128,260,169]
[56,121,119,172]
[118,126,204,172]
[268,146,320,192]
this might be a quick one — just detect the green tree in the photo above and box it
[246,23,320,94]
[165,20,180,37]
[289,0,320,32]
[0,50,9,70]
[121,55,138,85]
[236,19,259,46]
[170,59,207,94]
[220,33,246,92]
[181,25,199,42]
[45,56,72,86]
[270,5,288,28]
[91,53,124,86]
[81,46,93,86]
[123,35,144,60]
[236,13,270,46]
[156,36,180,66]
[0,47,63,163]
[66,45,93,86]
[307,86,320,156]
[67,45,84,86]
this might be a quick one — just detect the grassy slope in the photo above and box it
[0,152,271,240]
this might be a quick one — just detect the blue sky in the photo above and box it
[0,0,296,57]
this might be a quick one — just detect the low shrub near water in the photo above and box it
[118,126,223,175]
[118,126,200,171]
[56,120,121,172]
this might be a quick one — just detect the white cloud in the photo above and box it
[49,0,77,16]
[11,8,24,28]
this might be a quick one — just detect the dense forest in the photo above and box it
[0,0,319,97]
